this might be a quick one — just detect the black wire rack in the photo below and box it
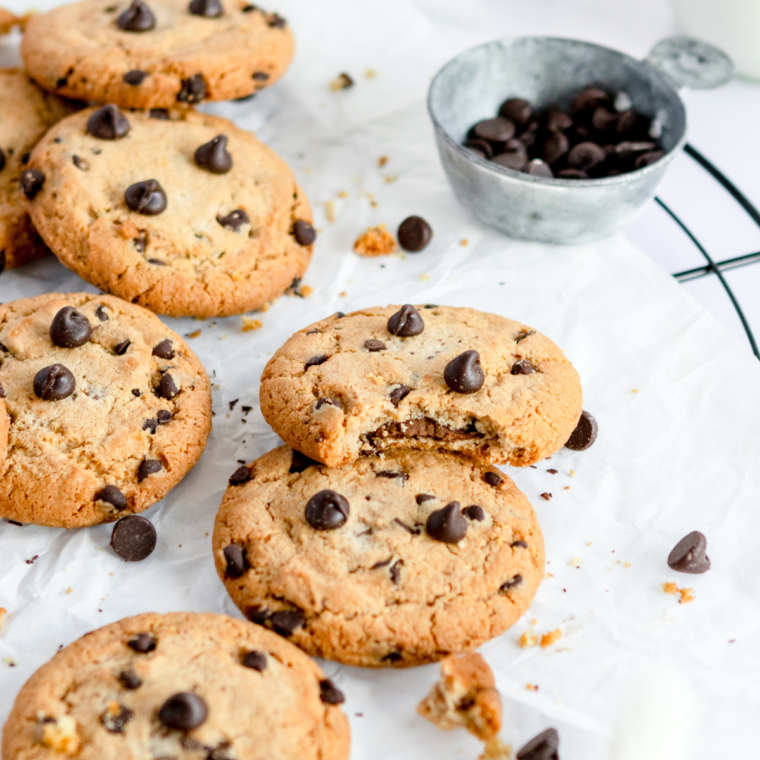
[654,144,760,359]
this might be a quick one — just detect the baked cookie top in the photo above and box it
[26,107,314,318]
[0,69,79,271]
[1,612,350,760]
[20,0,293,109]
[213,446,544,668]
[260,305,582,467]
[0,292,211,528]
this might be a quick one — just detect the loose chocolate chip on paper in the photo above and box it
[111,515,157,561]
[389,384,411,406]
[426,502,468,544]
[463,505,485,521]
[97,485,127,511]
[305,490,350,530]
[319,679,345,705]
[177,74,207,104]
[159,693,208,731]
[293,219,316,246]
[564,410,598,451]
[516,727,560,760]
[217,209,249,232]
[269,610,304,637]
[137,458,162,481]
[127,632,156,652]
[188,0,223,16]
[50,306,92,348]
[511,359,535,375]
[102,704,133,733]
[499,98,532,126]
[33,364,75,401]
[194,134,233,174]
[444,350,484,394]
[223,544,246,577]
[388,304,424,337]
[229,466,251,486]
[123,69,148,85]
[20,169,45,199]
[157,373,178,399]
[667,531,711,574]
[242,650,267,671]
[397,216,432,252]
[125,179,167,215]
[117,0,155,30]
[152,339,175,359]
[364,339,386,352]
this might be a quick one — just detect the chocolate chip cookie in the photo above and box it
[0,69,80,272]
[260,305,582,467]
[213,446,544,668]
[0,7,18,34]
[20,0,293,109]
[1,611,350,760]
[25,107,314,318]
[0,292,211,527]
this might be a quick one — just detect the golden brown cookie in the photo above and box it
[0,292,212,528]
[213,446,544,668]
[1,611,350,760]
[25,106,314,318]
[260,305,582,467]
[20,0,293,109]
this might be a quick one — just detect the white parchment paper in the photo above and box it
[1,1,759,757]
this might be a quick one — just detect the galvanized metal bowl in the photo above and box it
[428,36,732,245]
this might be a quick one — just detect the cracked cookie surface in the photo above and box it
[0,69,80,272]
[260,305,582,467]
[21,0,293,109]
[213,446,544,668]
[26,107,313,318]
[2,611,350,760]
[0,292,211,527]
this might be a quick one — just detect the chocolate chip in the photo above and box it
[463,139,493,159]
[473,117,515,143]
[511,540,528,549]
[564,410,598,451]
[177,74,207,104]
[557,169,588,179]
[568,142,606,171]
[0,250,5,276]
[131,389,141,397]
[293,219,316,246]
[444,350,484,394]
[127,632,156,652]
[515,330,534,344]
[499,98,532,126]
[117,0,155,30]
[50,306,92,348]
[189,0,223,16]
[102,704,133,733]
[137,458,162,481]
[0,381,4,398]
[113,339,130,355]
[364,339,386,352]
[125,179,167,215]
[111,515,157,561]
[152,339,174,359]
[387,304,424,337]
[133,231,148,252]
[319,679,345,705]
[97,485,127,511]
[267,12,285,27]
[156,409,172,424]
[483,471,503,487]
[33,364,75,401]
[542,132,569,164]
[194,134,232,174]
[20,169,45,199]
[499,575,522,592]
[119,668,142,689]
[572,86,609,113]
[389,560,403,584]
[525,159,553,177]
[393,518,421,535]
[305,490,350,530]
[149,108,169,120]
[246,607,270,625]
[241,651,267,671]
[375,471,408,482]
[217,209,249,231]
[493,151,527,171]
[667,531,710,574]
[269,610,304,637]
[397,216,432,253]
[157,373,178,399]
[229,466,251,486]
[0,148,5,173]
[223,544,246,577]
[290,450,319,473]
[463,505,484,521]
[426,502,467,544]
[545,107,573,132]
[142,418,157,433]
[511,359,535,375]
[516,728,559,760]
[241,4,256,11]
[635,150,666,169]
[315,398,340,410]
[148,258,167,265]
[159,693,208,731]
[72,155,89,171]
[389,384,411,406]
[123,69,148,85]
[252,71,270,81]
[305,354,328,369]
[416,494,435,504]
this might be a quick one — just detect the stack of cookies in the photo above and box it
[2,0,315,318]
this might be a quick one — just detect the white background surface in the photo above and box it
[1,1,760,758]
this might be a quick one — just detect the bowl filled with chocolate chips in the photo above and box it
[428,35,733,244]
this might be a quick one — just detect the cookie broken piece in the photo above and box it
[353,224,397,257]
[260,305,582,467]
[418,653,502,741]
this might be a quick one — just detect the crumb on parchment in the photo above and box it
[377,156,389,167]
[662,582,694,603]
[329,73,354,91]
[186,330,201,338]
[540,629,562,648]
[241,317,263,332]
[354,224,397,257]
[525,683,539,692]
[519,630,538,648]
[0,608,6,631]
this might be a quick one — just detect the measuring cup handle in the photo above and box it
[645,36,734,91]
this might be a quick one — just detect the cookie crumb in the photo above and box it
[519,629,538,648]
[300,285,314,298]
[480,737,513,760]
[365,68,378,79]
[377,155,389,167]
[384,175,398,183]
[329,73,354,91]
[679,587,694,604]
[186,330,202,338]
[0,608,6,631]
[65,587,73,594]
[540,629,562,648]
[241,317,263,332]
[525,683,539,691]
[662,582,678,595]
[41,715,80,754]
[461,239,468,247]
[324,199,336,222]
[354,224,397,257]
[4,656,16,667]
[624,562,631,568]
[420,274,431,281]
[569,556,582,568]
[338,190,349,198]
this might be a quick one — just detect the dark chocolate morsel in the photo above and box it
[33,364,75,401]
[156,409,172,424]
[102,704,133,733]
[516,728,560,760]
[499,575,523,592]
[305,490,350,530]
[267,12,286,27]
[511,540,529,549]
[269,610,304,637]
[364,339,386,352]
[177,74,207,104]
[416,494,435,504]
[511,359,535,375]
[426,502,467,544]
[545,107,573,132]
[157,373,179,399]
[223,544,246,577]
[142,419,157,433]
[635,150,666,169]
[125,179,167,215]
[499,98,532,126]
[229,466,251,486]
[96,485,127,511]
[564,410,598,451]
[444,350,484,393]
[483,471,503,487]
[217,209,249,231]
[473,117,515,143]
[158,693,208,731]
[375,470,408,482]
[113,339,130,356]
[541,132,569,165]
[137,458,162,481]
[252,71,270,81]
[152,339,175,359]
[463,505,485,521]
[194,134,232,174]
[293,220,316,246]
[572,86,609,113]
[116,0,155,31]
[568,142,606,171]
[50,306,93,348]
[525,159,553,178]
[304,354,328,369]
[493,151,528,171]
[387,304,424,337]
[20,169,45,199]
[463,138,493,159]
[290,450,319,473]
[149,108,170,120]
[319,679,345,705]
[0,147,5,173]
[119,668,142,689]
[127,632,156,652]
[667,531,711,574]
[397,216,432,253]
[123,70,148,85]
[110,515,157,561]
[389,384,411,406]
[188,0,223,16]
[242,650,267,671]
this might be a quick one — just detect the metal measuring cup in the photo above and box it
[427,36,733,245]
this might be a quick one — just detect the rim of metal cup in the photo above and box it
[427,35,688,188]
